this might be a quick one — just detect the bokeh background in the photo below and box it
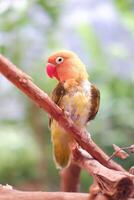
[0,0,134,192]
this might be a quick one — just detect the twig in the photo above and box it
[72,146,134,200]
[0,54,125,172]
[108,144,134,161]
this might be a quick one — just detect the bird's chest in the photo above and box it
[60,81,91,126]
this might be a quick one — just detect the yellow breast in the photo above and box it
[60,80,91,127]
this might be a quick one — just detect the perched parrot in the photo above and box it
[46,50,100,169]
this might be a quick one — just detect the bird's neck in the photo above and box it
[62,76,89,90]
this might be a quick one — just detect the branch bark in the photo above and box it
[0,54,125,172]
[72,146,134,200]
[60,161,81,192]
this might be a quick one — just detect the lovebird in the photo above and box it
[46,50,100,169]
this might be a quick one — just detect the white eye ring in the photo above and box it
[56,56,64,64]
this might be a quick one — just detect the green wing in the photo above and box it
[87,84,100,122]
[49,82,66,127]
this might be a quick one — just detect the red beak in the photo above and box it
[46,63,59,80]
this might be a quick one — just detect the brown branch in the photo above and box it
[0,185,133,200]
[60,160,81,192]
[0,185,89,200]
[72,146,134,200]
[0,54,125,172]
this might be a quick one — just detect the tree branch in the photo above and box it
[0,185,89,200]
[0,54,125,172]
[0,185,133,200]
[60,160,81,192]
[72,146,134,200]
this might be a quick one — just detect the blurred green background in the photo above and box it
[0,0,134,192]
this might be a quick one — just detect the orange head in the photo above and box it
[46,50,88,82]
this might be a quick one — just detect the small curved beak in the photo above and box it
[46,63,59,80]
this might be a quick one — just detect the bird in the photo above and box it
[46,50,100,169]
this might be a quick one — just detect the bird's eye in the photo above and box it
[56,57,64,64]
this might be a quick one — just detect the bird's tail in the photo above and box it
[51,121,73,169]
[53,138,71,169]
